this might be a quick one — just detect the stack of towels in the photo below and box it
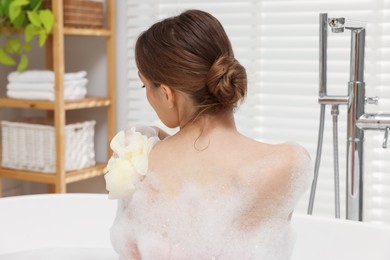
[7,70,88,101]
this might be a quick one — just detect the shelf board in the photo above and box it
[64,27,111,37]
[65,97,111,110]
[0,163,107,184]
[65,163,107,183]
[0,97,111,110]
[0,98,54,109]
[0,27,22,34]
[0,168,56,183]
[0,27,111,37]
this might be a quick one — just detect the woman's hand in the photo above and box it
[125,125,170,140]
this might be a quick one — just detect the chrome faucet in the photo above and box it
[308,13,390,221]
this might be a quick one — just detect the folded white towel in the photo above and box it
[8,70,87,83]
[6,79,88,92]
[7,88,87,101]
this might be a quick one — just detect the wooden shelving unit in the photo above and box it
[0,97,111,110]
[0,0,116,195]
[0,164,106,184]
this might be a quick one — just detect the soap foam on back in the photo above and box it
[110,143,312,260]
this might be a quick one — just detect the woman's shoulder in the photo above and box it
[241,139,312,191]
[241,136,311,166]
[238,140,313,220]
[274,142,311,167]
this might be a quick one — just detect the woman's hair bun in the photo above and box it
[206,55,247,107]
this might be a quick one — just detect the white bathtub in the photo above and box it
[0,194,389,260]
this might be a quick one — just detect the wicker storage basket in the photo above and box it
[0,119,96,173]
[45,0,104,28]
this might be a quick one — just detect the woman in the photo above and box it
[109,9,312,259]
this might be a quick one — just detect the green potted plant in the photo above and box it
[0,0,54,71]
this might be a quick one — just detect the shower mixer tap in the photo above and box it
[328,17,345,33]
[308,13,390,221]
[328,17,366,32]
[365,96,379,105]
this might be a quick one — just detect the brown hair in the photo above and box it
[135,9,247,121]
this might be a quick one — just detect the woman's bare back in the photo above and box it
[110,127,311,259]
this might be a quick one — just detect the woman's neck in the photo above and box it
[166,110,238,151]
[179,110,237,134]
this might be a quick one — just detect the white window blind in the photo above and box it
[126,0,390,225]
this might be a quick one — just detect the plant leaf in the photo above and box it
[12,11,26,28]
[0,0,5,13]
[12,0,29,5]
[27,10,42,27]
[25,23,37,42]
[23,43,31,51]
[4,37,21,54]
[0,48,16,65]
[4,38,14,53]
[25,24,34,42]
[9,2,21,21]
[17,53,28,71]
[29,0,42,11]
[12,0,29,8]
[0,0,10,16]
[39,10,54,33]
[38,29,47,46]
[8,0,29,21]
